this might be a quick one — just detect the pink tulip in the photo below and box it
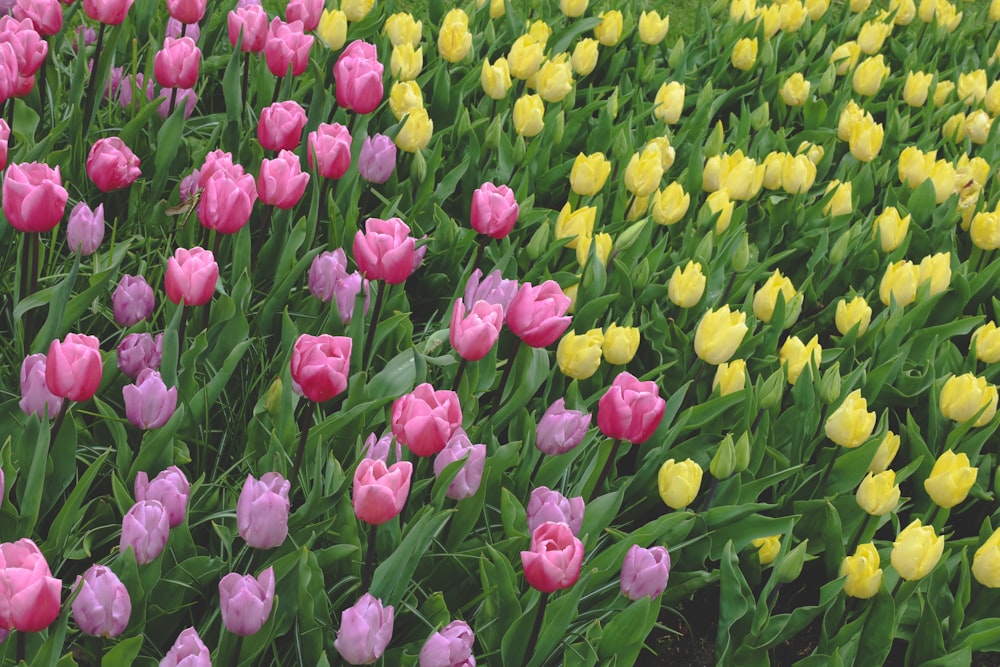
[3,161,67,232]
[391,383,463,457]
[116,333,162,379]
[160,627,211,667]
[263,18,312,77]
[258,100,307,151]
[526,486,585,535]
[219,567,275,636]
[470,183,519,239]
[154,37,200,90]
[521,521,584,593]
[18,353,63,419]
[419,620,476,667]
[597,371,666,444]
[74,26,97,51]
[135,466,189,528]
[285,0,322,31]
[362,432,402,463]
[82,0,134,25]
[357,134,396,183]
[352,458,412,525]
[120,500,170,565]
[66,202,104,255]
[307,249,369,323]
[0,43,17,104]
[198,149,240,187]
[71,565,131,638]
[86,137,141,192]
[165,0,205,25]
[45,333,102,402]
[535,398,591,456]
[123,369,177,430]
[117,72,154,108]
[353,217,416,284]
[463,269,518,314]
[258,150,310,209]
[449,299,503,361]
[0,539,62,632]
[237,472,290,549]
[433,430,486,501]
[506,280,572,348]
[289,333,352,402]
[334,39,384,114]
[157,87,197,119]
[335,593,394,665]
[620,545,670,600]
[307,122,352,179]
[179,169,200,201]
[112,274,155,327]
[227,4,268,53]
[165,18,200,41]
[164,246,219,306]
[0,17,47,78]
[0,119,9,170]
[13,0,61,36]
[197,167,257,233]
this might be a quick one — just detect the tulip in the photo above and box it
[778,335,821,386]
[264,18,313,77]
[13,0,61,36]
[624,148,664,198]
[158,87,197,120]
[879,259,919,308]
[237,473,290,549]
[228,5,268,53]
[556,329,604,380]
[340,0,373,21]
[928,159,956,204]
[154,37,200,90]
[752,270,796,324]
[450,299,503,362]
[165,246,219,306]
[526,486,584,535]
[972,322,1000,364]
[506,280,572,348]
[45,333,102,402]
[160,628,211,667]
[554,202,596,248]
[924,450,977,508]
[903,70,933,106]
[638,10,669,44]
[852,55,890,96]
[389,80,422,120]
[469,182,518,239]
[289,334,352,402]
[335,594,394,665]
[593,10,623,45]
[513,94,544,137]
[891,519,943,581]
[752,535,781,565]
[198,149,238,187]
[620,545,670,600]
[353,217,416,284]
[653,81,684,124]
[308,250,369,322]
[898,146,933,188]
[570,38,598,76]
[868,430,900,473]
[507,35,543,80]
[841,543,882,598]
[438,18,471,63]
[971,212,1000,251]
[942,112,967,143]
[83,0,133,24]
[665,260,705,308]
[19,353,63,419]
[966,110,992,145]
[433,430,486,500]
[362,432,402,463]
[535,399,590,456]
[334,40,384,114]
[358,134,396,183]
[781,154,816,194]
[111,275,154,327]
[534,55,573,103]
[780,72,810,106]
[120,500,170,565]
[258,150,310,210]
[835,296,872,337]
[757,4,781,36]
[72,564,131,638]
[316,9,347,49]
[856,470,900,516]
[917,252,950,298]
[306,123,352,180]
[463,269,518,313]
[657,458,703,509]
[395,107,433,153]
[694,306,748,365]
[63,202,104,257]
[849,119,883,163]
[560,0,587,17]
[197,169,256,234]
[284,0,321,30]
[123,369,177,430]
[973,527,1000,588]
[419,620,475,667]
[779,1,806,30]
[117,333,162,380]
[603,324,639,365]
[135,466,189,528]
[3,161,67,233]
[0,119,8,171]
[481,57,511,100]
[526,19,550,45]
[391,383,463,457]
[258,100,307,152]
[219,567,275,636]
[521,522,584,593]
[830,41,860,76]
[597,372,666,445]
[713,360,746,396]
[872,207,910,253]
[384,12,422,46]
[651,183,690,226]
[706,190,734,233]
[825,389,876,448]
[0,539,61,632]
[940,373,998,428]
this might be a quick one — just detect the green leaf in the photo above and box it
[15,415,50,536]
[857,588,895,665]
[152,106,186,198]
[596,596,660,664]
[101,636,144,667]
[369,508,452,606]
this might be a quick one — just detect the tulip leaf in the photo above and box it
[857,588,895,665]
[369,507,451,606]
[597,596,659,663]
[15,414,49,537]
[716,540,755,664]
[43,449,109,555]
[100,636,143,667]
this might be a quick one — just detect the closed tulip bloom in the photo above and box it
[334,40,384,114]
[928,160,956,204]
[384,12,421,46]
[264,18,313,77]
[957,69,986,105]
[135,466,189,528]
[987,81,1000,114]
[705,189,736,229]
[83,0,133,24]
[694,306,748,364]
[933,80,956,107]
[879,260,919,307]
[480,57,511,99]
[463,269,518,313]
[973,527,1000,588]
[753,270,796,324]
[966,110,992,145]
[353,217,416,284]
[621,545,670,600]
[890,0,916,22]
[594,10,623,45]
[841,543,882,598]
[858,18,892,54]
[161,628,211,667]
[309,253,368,323]
[307,122,351,180]
[289,334,351,402]
[598,371,666,444]
[924,450,977,508]
[13,0,61,36]
[390,43,422,81]
[45,333,102,402]
[522,522,584,592]
[779,0,806,30]
[731,37,757,71]
[391,383,463,457]
[335,594,394,665]
[438,21,471,63]
[554,202,596,249]
[0,539,62,632]
[825,389,876,448]
[853,55,890,96]
[872,207,910,252]
[258,100,307,151]
[3,161,67,232]
[624,148,664,198]
[533,55,573,103]
[972,322,1000,363]
[198,168,257,233]
[571,38,599,76]
[72,565,130,638]
[470,182,518,239]
[112,274,154,327]
[165,0,204,24]
[116,333,162,379]
[942,112,967,143]
[645,137,676,171]
[316,9,347,49]
[237,473,290,549]
[535,399,590,456]
[654,82,684,124]
[19,353,63,419]
[657,458,703,509]
[891,520,944,581]
[971,212,1000,251]
[898,148,932,188]
[652,183,690,226]
[569,153,610,197]
[395,107,433,153]
[558,0,588,16]
[86,138,141,192]
[713,360,746,396]
[513,94,544,137]
[940,373,998,426]
[433,431,486,501]
[154,37,200,90]
[526,486,584,536]
[419,620,475,667]
[856,470,900,515]
[358,134,396,183]
[779,335,821,386]
[285,0,321,30]
[165,247,218,306]
[506,280,572,348]
[228,5,269,52]
[603,324,639,365]
[752,535,781,565]
[780,73,810,106]
[903,70,933,106]
[123,369,177,430]
[556,329,604,380]
[66,202,105,256]
[120,500,170,565]
[450,299,503,361]
[258,150,310,209]
[849,119,884,163]
[638,10,669,44]
[869,431,900,473]
[917,252,951,298]
[219,567,274,637]
[781,154,815,194]
[835,296,872,336]
[507,34,543,80]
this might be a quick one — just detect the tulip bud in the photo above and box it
[120,500,170,565]
[521,522,584,592]
[924,450,977,509]
[19,353,63,419]
[972,527,1000,588]
[891,519,944,581]
[66,202,105,256]
[733,432,750,472]
[134,466,189,528]
[776,539,809,583]
[620,545,670,600]
[752,535,781,565]
[710,434,737,479]
[535,398,591,456]
[694,306,748,365]
[856,470,901,515]
[526,486,584,535]
[817,362,841,405]
[602,324,639,365]
[657,458,703,509]
[825,389,876,448]
[939,373,998,427]
[841,543,882,598]
[237,473,290,549]
[161,628,211,667]
[419,620,476,667]
[123,369,178,430]
[972,322,1000,363]
[432,431,485,501]
[869,430,900,473]
[759,369,785,409]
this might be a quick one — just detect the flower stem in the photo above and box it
[524,592,549,663]
[452,357,468,393]
[362,282,387,369]
[486,338,521,416]
[16,629,25,665]
[241,52,250,113]
[591,439,622,500]
[82,23,107,133]
[290,400,317,497]
[233,635,244,666]
[50,399,71,447]
[361,522,378,591]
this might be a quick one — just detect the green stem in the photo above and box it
[82,23,107,133]
[233,635,245,666]
[241,51,251,114]
[487,338,522,415]
[50,399,71,446]
[361,522,378,591]
[16,629,25,665]
[591,439,622,499]
[290,400,317,497]
[451,357,468,393]
[362,282,388,369]
[524,592,550,664]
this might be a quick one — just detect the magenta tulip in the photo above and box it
[135,466,189,528]
[334,40,384,114]
[357,134,396,183]
[433,430,486,501]
[165,0,205,25]
[289,334,352,402]
[72,565,131,638]
[219,567,275,636]
[165,246,219,306]
[353,217,416,284]
[0,119,9,170]
[197,167,257,233]
[228,5,268,52]
[597,371,666,444]
[0,17,47,77]
[352,458,412,525]
[258,100,307,151]
[470,183,519,239]
[620,545,670,600]
[419,620,476,667]
[237,473,290,549]
[66,202,104,255]
[307,122,352,179]
[3,161,67,232]
[112,274,155,327]
[0,44,17,104]
[160,627,211,667]
[154,37,200,90]
[449,299,503,362]
[535,398,591,455]
[285,0,322,31]
[521,521,584,593]
[45,333,102,402]
[505,280,572,348]
[335,593,394,665]
[86,137,141,192]
[263,18,313,77]
[19,353,63,419]
[123,369,177,430]
[391,383,463,457]
[120,500,170,565]
[526,486,585,535]
[198,149,238,187]
[13,0,61,36]
[116,333,162,379]
[258,150,310,209]
[82,0,133,24]
[0,539,62,632]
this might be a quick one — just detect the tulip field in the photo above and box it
[7,0,1000,663]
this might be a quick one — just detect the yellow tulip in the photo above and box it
[781,154,816,194]
[390,43,423,81]
[560,0,588,18]
[942,112,967,143]
[554,202,596,249]
[869,431,900,473]
[903,71,934,107]
[825,389,876,448]
[849,119,884,163]
[652,183,690,226]
[594,10,624,46]
[779,334,821,385]
[575,232,612,267]
[512,94,544,137]
[805,0,829,20]
[624,148,665,198]
[917,252,950,298]
[853,55,890,96]
[928,159,957,204]
[508,35,544,80]
[892,520,944,581]
[694,305,748,364]
[388,80,423,121]
[753,270,797,324]
[872,206,910,252]
[706,190,735,234]
[645,137,676,171]
[730,0,757,21]
[713,359,747,396]
[341,0,373,22]
[841,544,883,599]
[890,0,916,24]
[752,535,782,565]
[638,11,670,45]
[974,527,1000,588]
[966,111,993,145]
[924,450,977,509]
[603,324,640,364]
[762,152,788,190]
[824,180,853,217]
[395,107,433,153]
[316,9,347,50]
[779,0,806,32]
[879,259,919,307]
[858,19,893,54]
[972,322,1000,363]
[481,57,512,100]
[438,22,472,63]
[836,296,872,336]
[527,20,551,47]
[856,471,901,515]
[831,41,860,76]
[933,80,955,107]
[654,82,685,124]
[781,73,811,107]
[958,70,987,105]
[970,211,1000,250]
[939,373,998,427]
[668,260,706,308]
[731,38,758,71]
[535,55,574,103]
[569,153,611,197]
[384,12,422,47]
[658,459,703,509]
[556,329,605,380]
[571,38,599,76]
